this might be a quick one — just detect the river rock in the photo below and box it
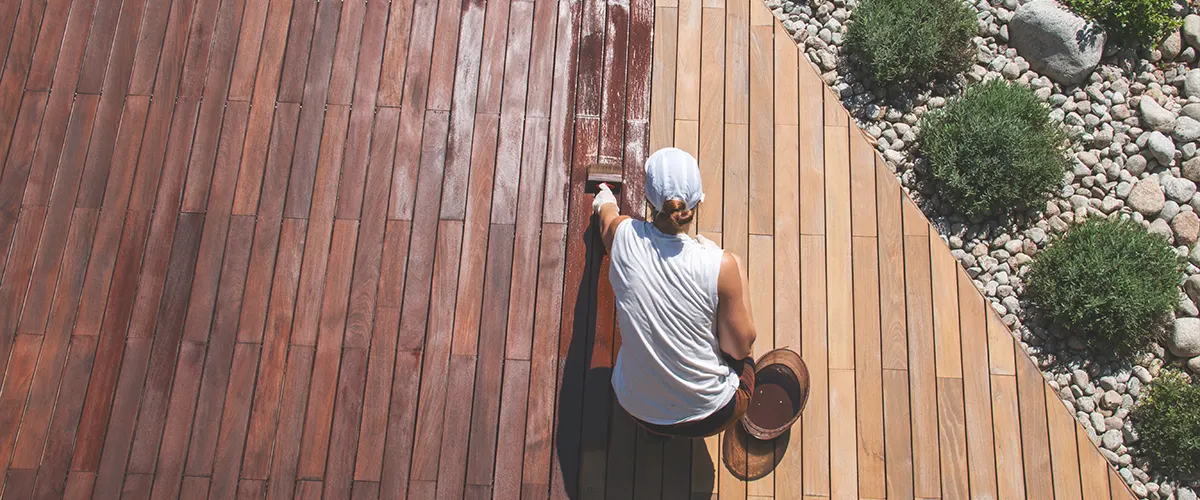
[1188,69,1200,98]
[1185,15,1200,48]
[1170,317,1200,358]
[1147,131,1177,165]
[1009,0,1106,85]
[1127,179,1166,215]
[1173,210,1200,246]
[1163,30,1184,60]
[1177,116,1200,142]
[1141,97,1177,134]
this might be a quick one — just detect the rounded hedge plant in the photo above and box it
[1131,370,1200,479]
[917,79,1069,217]
[1026,218,1180,358]
[843,0,977,89]
[1063,0,1182,49]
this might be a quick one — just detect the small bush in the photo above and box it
[844,0,977,88]
[1132,371,1200,479]
[1063,0,1182,49]
[1026,219,1180,357]
[917,79,1068,216]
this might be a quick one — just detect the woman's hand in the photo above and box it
[592,183,619,214]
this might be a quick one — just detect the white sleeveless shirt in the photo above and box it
[608,219,737,425]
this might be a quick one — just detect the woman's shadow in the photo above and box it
[553,219,717,498]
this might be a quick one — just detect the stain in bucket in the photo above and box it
[746,364,801,431]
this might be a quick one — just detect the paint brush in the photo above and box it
[585,163,623,194]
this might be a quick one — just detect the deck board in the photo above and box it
[0,0,1137,497]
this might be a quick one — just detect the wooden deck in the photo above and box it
[0,0,1138,497]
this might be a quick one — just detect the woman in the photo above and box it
[591,147,758,438]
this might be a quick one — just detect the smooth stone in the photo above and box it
[1177,116,1200,142]
[1009,0,1105,85]
[1126,154,1149,176]
[1162,30,1184,60]
[1164,176,1198,202]
[1150,218,1174,242]
[1101,428,1123,450]
[1183,157,1200,182]
[1184,102,1200,121]
[1147,131,1178,165]
[1185,15,1200,48]
[1170,318,1200,357]
[1172,210,1200,246]
[1127,179,1166,215]
[1141,97,1177,133]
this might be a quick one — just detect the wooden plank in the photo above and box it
[822,85,848,128]
[353,221,411,481]
[774,24,798,126]
[724,0,748,124]
[830,369,859,499]
[0,335,42,486]
[70,212,149,472]
[648,6,677,151]
[437,0,489,220]
[235,104,301,343]
[0,93,48,268]
[275,0,318,102]
[323,348,369,499]
[1046,384,1083,500]
[297,221,360,478]
[263,347,316,500]
[849,132,878,237]
[90,339,152,498]
[987,305,1017,376]
[1016,345,1055,499]
[490,2,535,226]
[241,219,308,478]
[801,235,828,497]
[724,123,749,261]
[798,57,824,236]
[29,0,95,94]
[237,479,267,500]
[9,210,97,468]
[353,481,379,500]
[901,195,927,237]
[120,473,152,500]
[466,224,517,487]
[0,208,43,383]
[229,0,296,212]
[541,0,581,225]
[124,100,202,339]
[959,270,999,499]
[598,0,630,164]
[931,233,963,378]
[227,0,272,99]
[634,431,665,500]
[506,118,551,360]
[522,224,567,490]
[852,237,885,499]
[876,163,906,371]
[147,342,208,500]
[71,96,150,333]
[180,477,210,500]
[343,109,401,348]
[409,219,467,483]
[326,0,366,105]
[605,404,638,500]
[993,371,1032,496]
[881,368,913,499]
[696,6,724,234]
[1078,424,1111,500]
[208,344,263,500]
[748,234,774,499]
[574,0,608,119]
[0,0,50,172]
[825,123,852,370]
[936,377,969,500]
[195,0,248,101]
[494,360,533,500]
[904,234,940,497]
[377,351,422,498]
[176,0,226,97]
[676,0,700,121]
[434,354,477,499]
[125,214,204,474]
[4,469,36,499]
[64,471,97,498]
[748,24,772,235]
[374,0,416,105]
[450,114,500,357]
[180,104,251,343]
[334,0,390,217]
[384,3,442,218]
[395,111,450,349]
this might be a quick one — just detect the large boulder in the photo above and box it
[1009,0,1106,85]
[1170,318,1200,358]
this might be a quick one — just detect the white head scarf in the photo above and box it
[644,147,704,212]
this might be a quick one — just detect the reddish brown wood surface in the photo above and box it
[0,0,1136,497]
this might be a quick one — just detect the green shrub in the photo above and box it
[917,79,1068,216]
[1026,219,1180,357]
[843,0,977,88]
[1063,0,1182,49]
[1132,371,1200,479]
